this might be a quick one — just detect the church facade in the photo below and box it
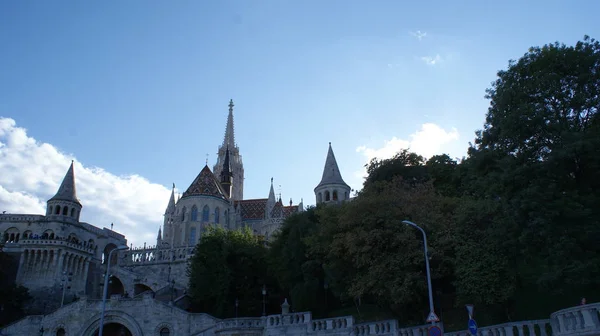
[0,100,356,335]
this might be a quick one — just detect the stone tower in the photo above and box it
[162,184,177,247]
[213,99,245,201]
[46,160,82,221]
[314,143,351,204]
[220,146,234,198]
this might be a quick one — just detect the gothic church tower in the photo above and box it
[46,160,82,221]
[213,99,245,201]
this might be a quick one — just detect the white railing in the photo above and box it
[551,302,600,336]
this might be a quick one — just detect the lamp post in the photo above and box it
[235,298,239,318]
[98,245,128,336]
[402,220,435,325]
[262,285,267,316]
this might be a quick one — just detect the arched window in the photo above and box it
[191,205,198,221]
[317,192,323,203]
[202,205,210,222]
[181,207,186,221]
[62,206,68,215]
[333,190,338,201]
[189,227,196,246]
[55,206,61,215]
[70,208,75,217]
[56,328,66,336]
[344,191,348,200]
[325,191,330,201]
[214,207,220,224]
[160,327,170,336]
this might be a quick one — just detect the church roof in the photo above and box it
[283,205,299,217]
[235,199,268,220]
[48,161,81,206]
[182,165,228,201]
[315,142,349,190]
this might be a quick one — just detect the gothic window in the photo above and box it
[62,206,68,215]
[202,205,210,222]
[325,191,331,202]
[55,206,61,215]
[214,207,220,224]
[160,327,170,336]
[189,227,196,246]
[333,190,338,201]
[181,207,186,221]
[191,205,198,221]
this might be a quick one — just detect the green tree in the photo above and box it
[468,35,600,315]
[268,207,330,316]
[187,227,270,318]
[363,149,427,188]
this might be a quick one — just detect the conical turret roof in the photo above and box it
[48,161,81,205]
[315,143,349,190]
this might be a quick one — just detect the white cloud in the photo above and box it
[354,123,460,179]
[421,54,443,65]
[410,30,427,41]
[0,117,170,248]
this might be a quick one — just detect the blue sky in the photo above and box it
[1,0,598,246]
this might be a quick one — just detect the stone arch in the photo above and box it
[107,275,125,296]
[62,206,68,216]
[22,230,33,239]
[42,229,54,239]
[103,243,118,265]
[80,310,143,336]
[133,283,154,296]
[55,205,61,214]
[154,322,173,336]
[4,227,20,243]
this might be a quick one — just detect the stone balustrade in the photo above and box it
[17,238,95,254]
[267,312,311,327]
[215,317,264,332]
[354,319,398,335]
[119,246,194,266]
[551,302,600,336]
[311,316,353,331]
[446,318,553,336]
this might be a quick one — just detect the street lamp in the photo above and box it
[262,285,267,316]
[402,220,435,325]
[98,245,128,336]
[235,298,239,318]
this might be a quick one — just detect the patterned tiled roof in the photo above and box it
[282,205,298,217]
[182,165,228,200]
[235,198,267,220]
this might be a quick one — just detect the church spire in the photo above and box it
[223,99,235,149]
[220,146,233,198]
[165,183,176,214]
[49,160,81,205]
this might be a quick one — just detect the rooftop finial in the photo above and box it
[206,153,209,165]
[229,99,234,111]
[271,177,273,184]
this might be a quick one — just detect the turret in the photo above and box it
[314,143,351,204]
[266,178,276,218]
[213,99,245,200]
[220,146,233,198]
[47,160,82,221]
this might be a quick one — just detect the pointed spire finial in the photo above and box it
[172,183,175,189]
[206,153,209,165]
[271,177,273,184]
[229,99,234,111]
